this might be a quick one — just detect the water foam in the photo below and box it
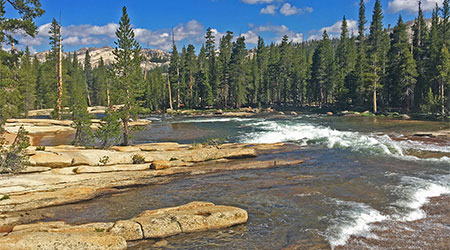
[392,176,450,221]
[239,119,450,163]
[325,200,387,249]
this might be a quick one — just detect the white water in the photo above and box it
[239,119,450,163]
[392,175,450,221]
[325,200,387,249]
[237,118,450,247]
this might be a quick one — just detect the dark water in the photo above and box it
[41,115,450,249]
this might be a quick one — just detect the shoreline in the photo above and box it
[0,142,304,227]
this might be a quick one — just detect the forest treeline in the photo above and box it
[1,0,450,123]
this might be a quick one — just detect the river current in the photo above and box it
[41,115,450,249]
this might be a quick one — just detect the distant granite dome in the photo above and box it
[34,46,171,70]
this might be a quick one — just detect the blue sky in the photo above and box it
[9,0,444,53]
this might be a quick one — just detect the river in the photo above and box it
[39,115,450,249]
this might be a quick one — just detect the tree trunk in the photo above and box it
[123,88,131,146]
[56,25,63,120]
[441,82,445,116]
[373,81,377,113]
[167,76,173,110]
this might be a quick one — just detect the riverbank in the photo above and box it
[0,142,303,228]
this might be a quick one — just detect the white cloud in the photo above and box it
[17,20,205,51]
[241,0,274,4]
[242,24,303,44]
[307,19,358,40]
[280,3,313,16]
[260,4,277,15]
[388,0,443,13]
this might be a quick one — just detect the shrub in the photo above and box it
[36,146,46,151]
[0,126,30,174]
[98,156,110,166]
[132,154,145,164]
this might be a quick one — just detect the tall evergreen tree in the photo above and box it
[229,36,248,108]
[413,1,430,110]
[168,41,180,108]
[69,53,92,145]
[336,16,357,104]
[111,6,142,146]
[367,0,389,113]
[84,50,93,106]
[205,28,219,103]
[197,45,213,107]
[18,47,36,115]
[309,31,335,105]
[256,37,269,105]
[437,45,450,115]
[385,16,417,110]
[217,31,233,107]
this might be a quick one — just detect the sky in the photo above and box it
[6,0,446,53]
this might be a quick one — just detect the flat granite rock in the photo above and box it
[1,202,248,243]
[0,232,127,250]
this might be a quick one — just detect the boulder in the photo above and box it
[110,220,143,241]
[290,111,298,116]
[0,232,127,250]
[177,147,257,162]
[29,152,73,168]
[132,201,247,239]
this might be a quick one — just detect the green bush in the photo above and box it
[0,126,30,174]
[98,156,110,166]
[132,154,145,164]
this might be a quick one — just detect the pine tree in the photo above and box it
[367,0,389,113]
[197,45,213,107]
[48,18,64,119]
[441,0,450,48]
[183,44,197,108]
[352,0,371,106]
[309,31,335,105]
[84,50,93,106]
[423,5,441,110]
[92,57,108,106]
[437,45,450,115]
[385,16,417,111]
[229,36,248,108]
[168,41,180,109]
[413,1,430,110]
[267,43,280,105]
[278,35,292,105]
[217,31,233,107]
[17,47,36,115]
[256,37,269,105]
[205,28,219,102]
[69,53,93,146]
[0,0,44,47]
[0,62,20,119]
[111,6,142,146]
[336,16,356,105]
